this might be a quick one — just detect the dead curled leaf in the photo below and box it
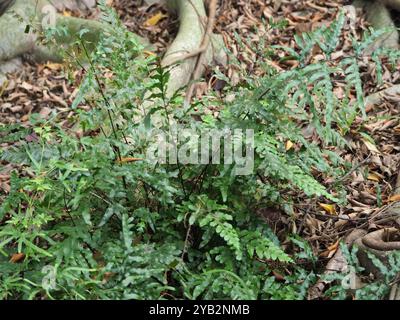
[367,173,381,182]
[319,203,336,215]
[320,240,339,258]
[144,12,168,27]
[10,253,26,263]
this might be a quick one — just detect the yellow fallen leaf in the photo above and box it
[388,194,400,202]
[327,240,339,252]
[320,240,339,258]
[44,63,63,71]
[367,173,381,182]
[144,12,168,27]
[143,50,157,57]
[319,203,336,215]
[63,10,72,17]
[117,157,144,164]
[362,139,380,153]
[285,140,294,151]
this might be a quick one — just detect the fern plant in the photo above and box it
[1,6,399,300]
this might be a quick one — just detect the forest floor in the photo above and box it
[1,0,399,280]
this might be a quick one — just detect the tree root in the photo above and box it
[353,0,399,54]
[308,229,367,300]
[162,0,216,67]
[378,0,400,11]
[137,0,226,127]
[362,228,400,251]
[309,223,400,299]
[0,57,21,86]
[0,0,146,81]
[184,0,218,104]
[48,0,96,12]
[1,0,226,101]
[351,226,400,299]
[0,0,15,17]
[161,0,226,98]
[353,230,396,279]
